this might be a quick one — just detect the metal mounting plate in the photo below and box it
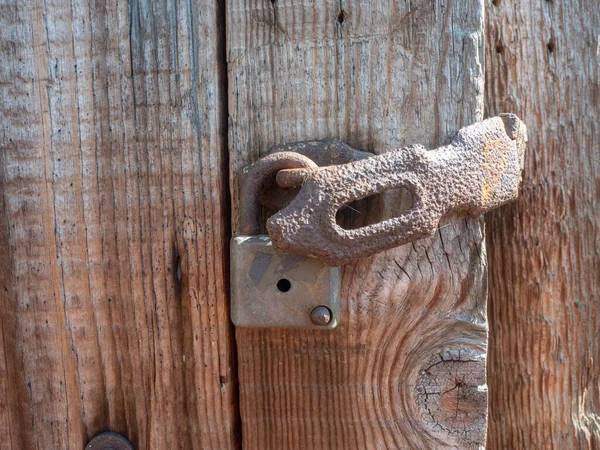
[231,236,341,329]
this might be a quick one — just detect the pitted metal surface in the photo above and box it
[265,114,527,266]
[258,140,373,209]
[238,151,318,235]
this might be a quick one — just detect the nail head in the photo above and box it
[311,306,332,326]
[86,432,133,450]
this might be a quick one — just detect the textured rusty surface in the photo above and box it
[238,152,318,235]
[260,140,372,209]
[234,151,340,329]
[266,114,527,266]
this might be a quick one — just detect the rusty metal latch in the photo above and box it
[231,153,341,329]
[264,114,527,266]
[232,114,526,328]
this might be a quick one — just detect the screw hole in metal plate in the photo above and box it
[277,278,292,292]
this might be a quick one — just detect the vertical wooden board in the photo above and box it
[485,0,600,448]
[228,1,487,448]
[0,0,238,448]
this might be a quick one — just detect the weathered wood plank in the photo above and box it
[227,1,488,448]
[485,0,600,447]
[0,0,238,448]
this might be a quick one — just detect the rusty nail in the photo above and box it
[86,432,133,450]
[310,305,332,326]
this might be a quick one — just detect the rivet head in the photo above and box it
[310,305,332,326]
[86,432,133,450]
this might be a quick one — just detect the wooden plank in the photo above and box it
[227,1,488,448]
[0,0,239,448]
[485,0,600,447]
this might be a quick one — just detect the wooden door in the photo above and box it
[227,1,488,448]
[0,0,238,448]
[1,0,599,449]
[485,1,600,448]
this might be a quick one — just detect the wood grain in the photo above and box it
[0,0,239,448]
[485,0,600,448]
[228,1,489,448]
